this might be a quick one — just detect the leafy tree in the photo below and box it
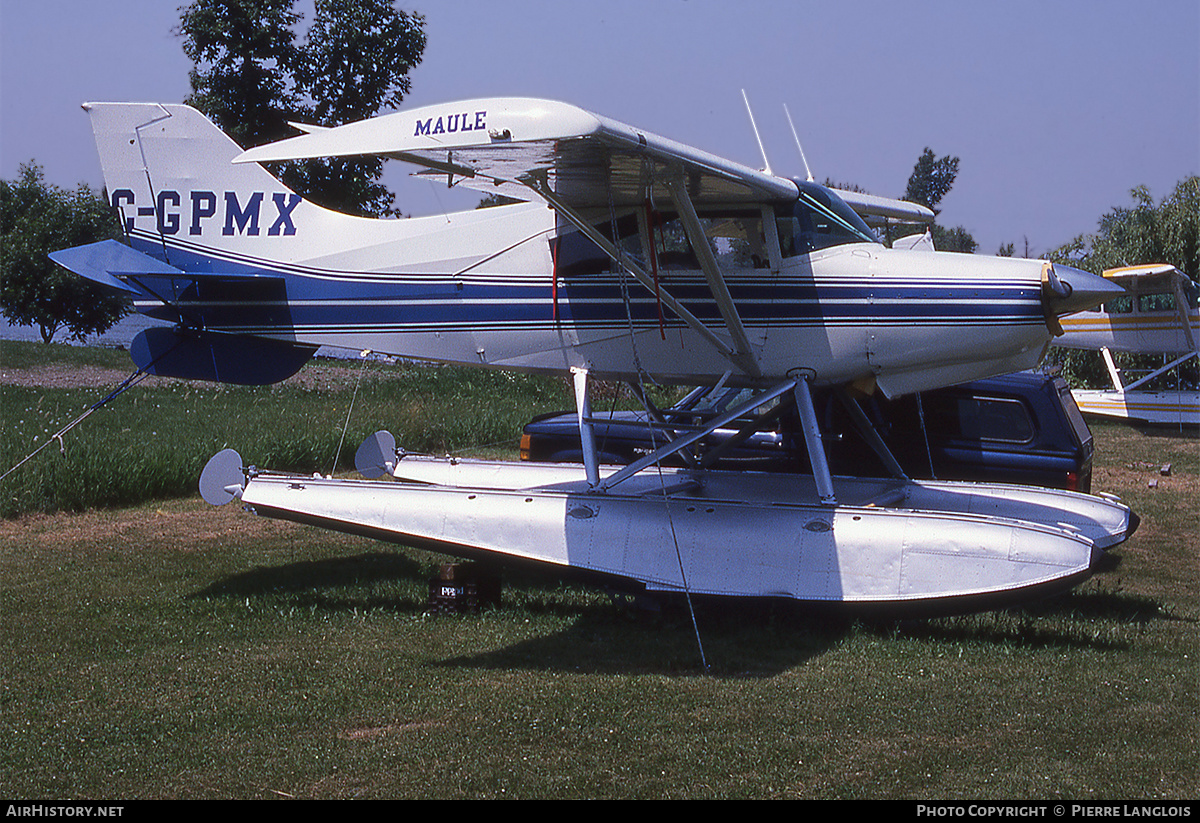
[822,179,869,193]
[177,0,303,149]
[477,193,523,209]
[998,238,1036,259]
[177,0,426,216]
[1045,177,1200,389]
[903,148,959,216]
[1049,177,1199,281]
[0,163,128,343]
[931,225,978,254]
[896,148,977,253]
[298,0,424,126]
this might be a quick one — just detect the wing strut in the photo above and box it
[1121,350,1199,393]
[530,182,752,377]
[1171,273,1197,353]
[665,175,761,378]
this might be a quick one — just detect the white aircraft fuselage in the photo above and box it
[56,102,1117,396]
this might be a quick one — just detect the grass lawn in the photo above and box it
[0,342,1196,798]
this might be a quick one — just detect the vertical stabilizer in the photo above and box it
[82,103,309,265]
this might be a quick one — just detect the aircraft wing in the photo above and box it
[1103,263,1180,280]
[1104,264,1197,353]
[832,189,933,224]
[235,97,800,210]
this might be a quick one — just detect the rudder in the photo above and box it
[83,103,306,258]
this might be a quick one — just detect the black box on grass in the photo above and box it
[427,563,501,614]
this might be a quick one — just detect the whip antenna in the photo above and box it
[741,90,773,176]
[784,104,814,182]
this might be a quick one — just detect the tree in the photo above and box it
[476,193,522,209]
[903,148,959,216]
[1045,177,1200,389]
[931,224,978,254]
[177,0,426,216]
[998,238,1035,258]
[1049,177,1199,281]
[177,0,303,150]
[0,163,127,343]
[898,148,977,253]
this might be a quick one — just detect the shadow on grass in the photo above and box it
[1128,421,1199,440]
[435,597,855,677]
[187,552,849,674]
[186,550,1189,675]
[873,587,1194,653]
[1017,586,1195,624]
[440,586,1189,675]
[189,551,432,613]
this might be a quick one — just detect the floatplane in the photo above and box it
[1055,264,1198,427]
[51,98,1137,615]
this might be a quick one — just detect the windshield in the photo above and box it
[778,181,880,255]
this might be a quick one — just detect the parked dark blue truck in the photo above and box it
[520,372,1094,492]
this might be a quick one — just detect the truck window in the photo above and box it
[924,394,1035,443]
[1057,382,1092,448]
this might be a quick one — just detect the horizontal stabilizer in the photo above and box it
[50,240,285,288]
[49,240,181,294]
[131,327,316,385]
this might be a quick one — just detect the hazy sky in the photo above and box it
[2,0,1196,257]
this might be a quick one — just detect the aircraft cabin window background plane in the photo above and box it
[51,97,1136,615]
[1054,265,1198,426]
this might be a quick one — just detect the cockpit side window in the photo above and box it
[551,182,882,275]
[552,207,773,276]
[1138,292,1176,313]
[775,182,880,257]
[1104,294,1134,314]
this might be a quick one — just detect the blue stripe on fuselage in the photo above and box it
[125,237,1045,334]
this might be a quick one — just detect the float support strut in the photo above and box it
[572,367,601,489]
[794,377,836,505]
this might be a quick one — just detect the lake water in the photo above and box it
[2,313,169,348]
[2,314,351,360]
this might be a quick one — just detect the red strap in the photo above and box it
[645,200,667,340]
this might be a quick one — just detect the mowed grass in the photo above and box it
[0,340,575,518]
[0,341,1196,799]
